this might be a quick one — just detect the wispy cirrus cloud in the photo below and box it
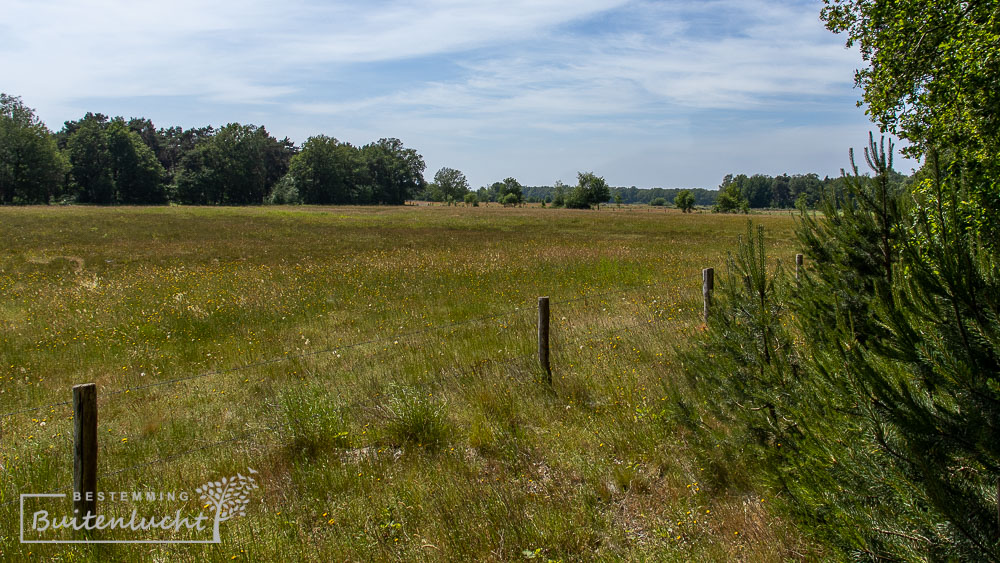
[1,0,910,188]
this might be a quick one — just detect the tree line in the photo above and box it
[1,99,427,205]
[1,93,903,211]
[466,175,857,210]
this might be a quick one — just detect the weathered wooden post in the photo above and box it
[795,254,804,281]
[73,383,97,519]
[702,268,714,323]
[538,297,551,384]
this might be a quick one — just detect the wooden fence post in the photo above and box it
[701,268,715,324]
[796,254,804,281]
[73,383,97,519]
[538,297,551,384]
[702,268,714,323]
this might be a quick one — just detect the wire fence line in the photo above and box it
[0,304,522,419]
[0,284,678,510]
[1,425,280,508]
[0,283,658,421]
[0,352,541,507]
[0,305,647,502]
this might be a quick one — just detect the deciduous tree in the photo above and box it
[674,189,695,212]
[428,167,470,202]
[0,94,65,204]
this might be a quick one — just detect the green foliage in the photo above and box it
[795,134,905,344]
[821,1,1000,161]
[713,176,749,213]
[0,94,65,204]
[674,190,696,212]
[705,173,848,210]
[65,114,167,204]
[551,181,566,208]
[682,222,799,478]
[649,197,667,207]
[486,177,525,206]
[684,134,1000,560]
[428,167,470,202]
[562,171,611,209]
[281,382,351,460]
[821,0,1000,242]
[791,137,1000,560]
[153,124,215,183]
[106,120,168,204]
[173,122,291,205]
[286,135,361,204]
[65,113,114,203]
[463,192,478,206]
[360,138,426,205]
[498,177,523,205]
[267,175,301,205]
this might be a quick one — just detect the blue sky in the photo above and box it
[1,0,917,189]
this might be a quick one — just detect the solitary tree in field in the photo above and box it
[674,189,695,212]
[497,177,523,205]
[565,172,610,209]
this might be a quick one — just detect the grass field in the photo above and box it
[0,205,816,561]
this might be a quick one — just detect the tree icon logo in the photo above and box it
[194,467,260,543]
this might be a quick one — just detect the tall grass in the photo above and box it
[0,205,815,561]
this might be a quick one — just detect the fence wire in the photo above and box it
[0,281,671,509]
[1,283,657,420]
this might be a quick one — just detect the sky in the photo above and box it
[1,0,918,189]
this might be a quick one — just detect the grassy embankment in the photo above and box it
[0,205,817,561]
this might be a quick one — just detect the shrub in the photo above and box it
[268,175,301,205]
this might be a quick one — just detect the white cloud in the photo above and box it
[1,0,897,188]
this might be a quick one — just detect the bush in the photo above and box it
[649,197,667,207]
[268,175,301,205]
[681,222,798,472]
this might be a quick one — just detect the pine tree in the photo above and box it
[682,135,1000,560]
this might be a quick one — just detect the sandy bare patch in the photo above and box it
[26,254,85,272]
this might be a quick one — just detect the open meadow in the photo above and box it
[0,205,816,561]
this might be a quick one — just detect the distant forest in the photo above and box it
[2,94,895,209]
[1,98,426,206]
[516,174,860,209]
